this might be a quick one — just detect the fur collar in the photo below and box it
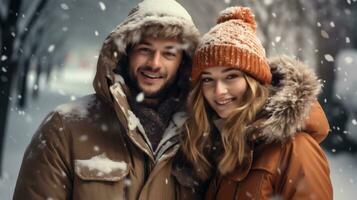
[256,55,321,143]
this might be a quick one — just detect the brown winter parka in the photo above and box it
[13,0,201,199]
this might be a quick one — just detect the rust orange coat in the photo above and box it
[204,56,333,200]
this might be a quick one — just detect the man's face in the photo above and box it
[128,37,183,97]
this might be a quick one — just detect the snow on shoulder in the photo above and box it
[55,95,98,120]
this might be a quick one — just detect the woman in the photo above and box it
[179,6,333,199]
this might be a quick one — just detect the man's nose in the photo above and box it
[147,51,162,70]
[214,81,228,96]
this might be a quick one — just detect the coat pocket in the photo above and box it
[74,154,129,182]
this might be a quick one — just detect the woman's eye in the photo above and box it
[202,77,213,83]
[226,74,239,80]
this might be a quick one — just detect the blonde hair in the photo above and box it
[181,74,269,180]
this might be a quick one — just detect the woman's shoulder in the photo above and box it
[252,132,326,174]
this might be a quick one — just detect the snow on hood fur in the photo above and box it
[256,55,322,143]
[93,0,200,102]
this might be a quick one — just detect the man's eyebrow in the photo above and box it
[165,45,181,51]
[201,71,211,75]
[137,41,152,46]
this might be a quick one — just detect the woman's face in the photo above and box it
[201,66,248,119]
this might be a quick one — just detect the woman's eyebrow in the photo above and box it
[221,68,239,73]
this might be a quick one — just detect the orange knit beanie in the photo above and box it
[192,6,272,84]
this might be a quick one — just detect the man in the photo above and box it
[13,0,200,199]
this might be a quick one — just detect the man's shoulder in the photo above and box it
[54,94,103,117]
[36,94,117,137]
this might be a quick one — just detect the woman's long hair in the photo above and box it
[181,74,269,180]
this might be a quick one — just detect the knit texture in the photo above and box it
[192,6,272,84]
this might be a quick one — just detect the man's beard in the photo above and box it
[129,66,177,99]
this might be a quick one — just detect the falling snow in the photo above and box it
[345,57,353,64]
[79,135,88,142]
[324,54,334,62]
[94,146,100,152]
[224,0,231,4]
[321,30,329,39]
[136,92,144,102]
[352,119,357,126]
[48,45,55,53]
[60,3,69,10]
[264,0,274,5]
[99,2,106,11]
[1,55,7,61]
[330,21,335,27]
[275,36,282,43]
[70,96,76,101]
[346,37,351,43]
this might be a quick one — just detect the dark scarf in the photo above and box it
[127,92,182,151]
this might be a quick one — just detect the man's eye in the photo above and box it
[138,48,151,54]
[163,52,176,59]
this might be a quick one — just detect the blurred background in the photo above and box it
[1,0,356,199]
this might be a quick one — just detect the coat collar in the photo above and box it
[250,55,321,143]
[109,78,187,163]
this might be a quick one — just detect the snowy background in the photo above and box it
[1,0,357,199]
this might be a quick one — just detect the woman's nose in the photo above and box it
[214,81,228,96]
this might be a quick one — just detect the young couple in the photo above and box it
[14,0,332,199]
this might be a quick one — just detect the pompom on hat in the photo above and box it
[192,6,272,84]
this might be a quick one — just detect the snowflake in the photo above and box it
[224,0,231,4]
[99,2,106,11]
[321,30,329,39]
[48,45,55,53]
[324,54,334,62]
[346,37,350,43]
[352,119,357,126]
[1,55,7,61]
[264,0,273,5]
[344,56,353,64]
[60,3,69,10]
[136,92,144,102]
[330,21,335,27]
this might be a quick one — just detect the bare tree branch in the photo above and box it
[18,0,48,44]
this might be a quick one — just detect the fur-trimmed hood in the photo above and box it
[255,55,322,143]
[92,0,200,103]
